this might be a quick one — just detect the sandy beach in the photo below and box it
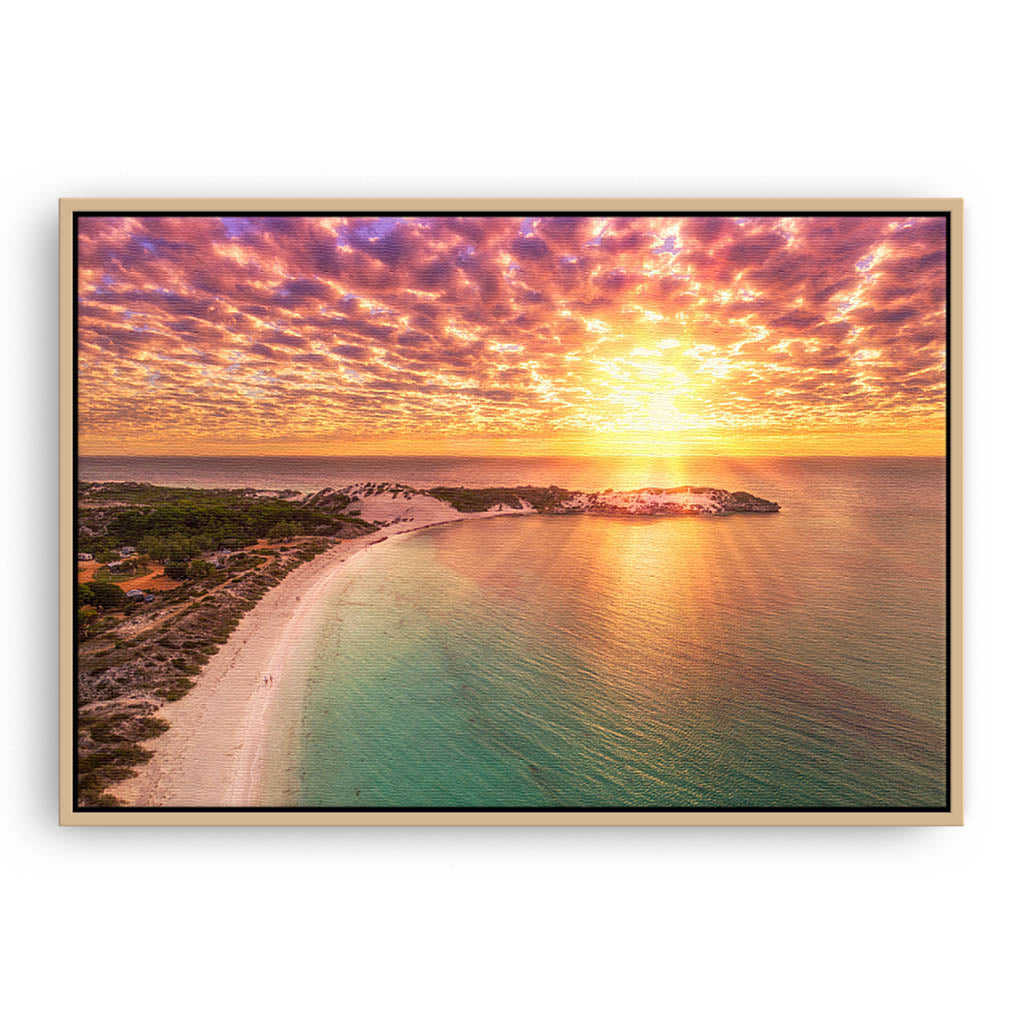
[112,501,531,807]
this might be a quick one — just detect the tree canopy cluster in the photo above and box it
[427,485,574,513]
[77,580,125,609]
[101,496,337,550]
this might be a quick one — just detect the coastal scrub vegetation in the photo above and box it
[84,489,353,549]
[427,485,576,513]
[76,482,378,806]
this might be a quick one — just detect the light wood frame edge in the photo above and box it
[59,197,964,826]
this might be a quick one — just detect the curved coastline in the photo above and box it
[111,510,531,807]
[108,480,780,808]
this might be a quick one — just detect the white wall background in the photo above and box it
[3,2,1020,1020]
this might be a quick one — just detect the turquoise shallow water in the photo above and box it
[280,458,946,809]
[82,454,946,807]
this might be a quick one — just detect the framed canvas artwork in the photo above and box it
[59,199,962,824]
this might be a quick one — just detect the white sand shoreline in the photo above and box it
[111,508,531,807]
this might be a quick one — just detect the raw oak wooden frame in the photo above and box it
[59,197,964,826]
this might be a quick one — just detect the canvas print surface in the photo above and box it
[70,209,951,815]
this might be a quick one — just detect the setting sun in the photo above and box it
[76,214,947,457]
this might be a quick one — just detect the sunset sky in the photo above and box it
[77,214,947,457]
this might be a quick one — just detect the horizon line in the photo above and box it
[78,451,945,460]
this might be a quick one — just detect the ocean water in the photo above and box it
[81,455,947,808]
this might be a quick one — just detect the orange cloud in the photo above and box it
[76,214,947,456]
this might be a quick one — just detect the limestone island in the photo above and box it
[318,482,781,520]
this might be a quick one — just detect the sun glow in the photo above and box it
[76,214,948,458]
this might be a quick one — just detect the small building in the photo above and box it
[125,589,146,601]
[78,552,94,561]
[119,546,137,557]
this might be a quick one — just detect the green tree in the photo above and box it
[164,559,189,580]
[138,535,168,561]
[186,558,214,580]
[79,580,125,609]
[77,606,98,636]
[268,520,303,541]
